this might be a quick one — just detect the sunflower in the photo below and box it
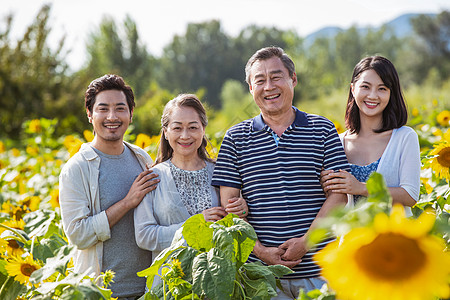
[5,254,41,285]
[0,217,25,234]
[135,133,153,149]
[315,205,450,300]
[83,129,94,142]
[428,140,450,180]
[0,141,5,153]
[171,258,185,278]
[4,239,25,257]
[63,135,83,157]
[437,110,450,127]
[49,189,60,209]
[28,119,42,133]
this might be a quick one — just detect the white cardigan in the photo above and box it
[342,126,421,215]
[134,160,219,260]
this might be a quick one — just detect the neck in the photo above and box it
[262,108,296,136]
[358,114,383,136]
[171,154,205,171]
[91,137,125,155]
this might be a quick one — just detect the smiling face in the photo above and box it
[248,56,297,118]
[88,89,132,152]
[163,106,205,161]
[352,69,390,120]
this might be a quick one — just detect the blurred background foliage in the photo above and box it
[0,4,449,141]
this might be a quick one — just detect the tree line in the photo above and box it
[0,4,449,139]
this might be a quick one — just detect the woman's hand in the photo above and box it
[225,197,248,218]
[202,207,227,222]
[320,169,367,196]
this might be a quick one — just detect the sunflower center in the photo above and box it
[8,240,20,249]
[355,233,426,281]
[21,263,37,277]
[437,147,450,168]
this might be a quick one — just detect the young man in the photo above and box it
[212,47,350,299]
[59,74,159,299]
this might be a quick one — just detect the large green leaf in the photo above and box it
[192,248,235,300]
[31,234,68,263]
[211,227,234,260]
[182,214,214,252]
[31,272,111,299]
[30,244,76,283]
[213,214,257,265]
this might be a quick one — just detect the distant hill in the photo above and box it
[304,13,437,47]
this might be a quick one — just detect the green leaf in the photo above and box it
[266,264,294,278]
[0,272,26,300]
[211,228,234,260]
[182,214,214,252]
[137,238,185,288]
[30,244,76,283]
[172,247,198,282]
[212,215,257,265]
[192,248,235,300]
[32,272,111,299]
[32,234,68,263]
[366,172,392,208]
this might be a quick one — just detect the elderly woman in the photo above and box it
[134,94,247,268]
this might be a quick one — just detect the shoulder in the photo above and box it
[206,160,216,174]
[60,143,95,173]
[305,113,335,128]
[225,118,254,135]
[152,160,171,176]
[393,126,418,139]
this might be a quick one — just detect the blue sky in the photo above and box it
[3,0,449,69]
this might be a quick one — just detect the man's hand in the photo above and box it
[106,169,159,228]
[279,236,309,261]
[124,169,159,209]
[253,240,301,269]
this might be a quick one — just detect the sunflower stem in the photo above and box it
[0,276,12,298]
[30,236,36,257]
[0,224,27,244]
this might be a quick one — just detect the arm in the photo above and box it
[134,191,186,252]
[60,164,158,250]
[219,186,248,217]
[280,191,347,261]
[220,186,301,268]
[280,124,348,261]
[60,165,108,250]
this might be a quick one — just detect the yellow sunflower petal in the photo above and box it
[315,209,450,300]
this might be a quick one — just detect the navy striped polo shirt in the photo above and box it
[211,107,350,279]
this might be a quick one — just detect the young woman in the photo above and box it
[320,56,420,216]
[134,94,247,265]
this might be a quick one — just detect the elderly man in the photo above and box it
[212,47,349,299]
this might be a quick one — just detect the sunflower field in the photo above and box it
[1,103,450,299]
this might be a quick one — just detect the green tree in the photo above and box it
[410,10,450,85]
[84,15,154,98]
[157,20,233,108]
[0,5,71,139]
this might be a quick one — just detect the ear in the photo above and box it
[350,83,355,97]
[248,83,254,95]
[130,108,134,122]
[86,109,92,123]
[292,72,298,87]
